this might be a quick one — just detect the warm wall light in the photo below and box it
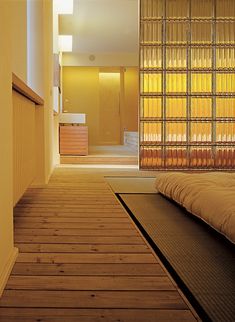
[55,0,73,14]
[59,35,73,52]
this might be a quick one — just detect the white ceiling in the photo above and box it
[59,0,139,54]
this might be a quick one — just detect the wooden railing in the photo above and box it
[12,73,44,205]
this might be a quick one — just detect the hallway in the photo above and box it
[0,168,197,322]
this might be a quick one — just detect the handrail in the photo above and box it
[12,73,44,106]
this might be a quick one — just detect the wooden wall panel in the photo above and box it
[59,126,88,155]
[13,90,36,206]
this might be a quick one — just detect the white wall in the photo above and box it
[52,0,60,165]
[53,0,60,113]
[33,0,55,185]
[27,0,44,98]
[53,0,59,53]
[11,0,27,82]
[62,52,138,67]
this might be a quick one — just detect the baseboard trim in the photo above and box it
[0,247,18,297]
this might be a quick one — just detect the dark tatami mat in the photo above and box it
[119,193,235,322]
[106,177,157,193]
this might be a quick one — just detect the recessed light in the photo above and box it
[54,0,73,15]
[59,35,73,52]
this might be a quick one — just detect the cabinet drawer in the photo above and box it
[59,125,88,155]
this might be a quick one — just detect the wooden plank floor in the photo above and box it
[0,168,199,322]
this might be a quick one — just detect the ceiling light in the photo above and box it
[55,0,73,14]
[59,35,73,52]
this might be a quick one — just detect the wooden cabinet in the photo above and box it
[59,125,88,155]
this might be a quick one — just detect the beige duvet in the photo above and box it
[155,172,235,244]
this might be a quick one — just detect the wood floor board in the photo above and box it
[22,193,115,198]
[14,229,139,236]
[26,187,110,191]
[14,217,131,223]
[17,199,119,205]
[30,188,112,191]
[6,276,175,291]
[14,235,145,244]
[15,243,150,253]
[11,263,165,276]
[14,222,133,229]
[17,201,120,206]
[21,192,115,195]
[19,196,117,201]
[15,203,122,208]
[14,209,126,216]
[0,308,197,322]
[0,168,198,322]
[16,253,156,264]
[0,290,187,309]
[60,156,138,165]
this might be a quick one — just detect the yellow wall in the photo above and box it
[43,0,54,182]
[62,67,100,145]
[0,0,18,296]
[34,0,54,185]
[53,115,60,165]
[123,67,139,132]
[11,0,27,82]
[62,66,138,145]
[0,0,54,295]
[99,72,121,145]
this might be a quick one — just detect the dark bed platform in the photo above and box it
[118,193,235,322]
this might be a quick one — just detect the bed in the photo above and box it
[155,172,235,244]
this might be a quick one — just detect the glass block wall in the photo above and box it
[139,0,235,170]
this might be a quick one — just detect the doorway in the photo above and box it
[99,72,121,145]
[60,66,139,166]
